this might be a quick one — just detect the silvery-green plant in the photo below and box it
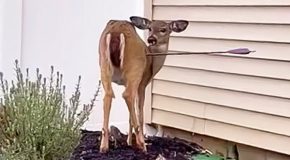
[0,60,100,160]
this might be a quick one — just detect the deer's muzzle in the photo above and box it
[147,36,157,46]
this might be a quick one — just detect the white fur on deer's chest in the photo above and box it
[112,67,125,85]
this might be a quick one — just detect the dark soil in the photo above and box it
[70,126,204,160]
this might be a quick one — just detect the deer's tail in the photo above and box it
[105,33,125,68]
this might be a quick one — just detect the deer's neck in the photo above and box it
[148,43,169,77]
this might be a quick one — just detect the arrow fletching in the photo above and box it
[226,48,253,55]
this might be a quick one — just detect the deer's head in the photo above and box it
[130,16,189,46]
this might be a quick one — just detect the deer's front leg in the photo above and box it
[127,90,140,146]
[138,86,146,136]
[123,80,146,151]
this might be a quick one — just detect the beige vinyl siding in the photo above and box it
[153,80,290,118]
[153,0,290,6]
[169,37,290,61]
[152,109,290,155]
[155,66,290,99]
[152,95,290,137]
[153,7,290,24]
[170,22,290,43]
[145,0,290,155]
[164,55,290,80]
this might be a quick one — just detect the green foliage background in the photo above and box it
[0,60,100,160]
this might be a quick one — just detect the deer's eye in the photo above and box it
[148,28,152,32]
[160,28,166,33]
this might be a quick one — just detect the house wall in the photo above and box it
[0,0,23,81]
[145,0,290,157]
[162,126,290,160]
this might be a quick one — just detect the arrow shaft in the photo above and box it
[147,51,229,56]
[146,49,254,56]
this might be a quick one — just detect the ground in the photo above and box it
[70,126,224,160]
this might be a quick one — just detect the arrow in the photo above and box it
[146,48,255,56]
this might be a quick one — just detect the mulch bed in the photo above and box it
[70,126,204,160]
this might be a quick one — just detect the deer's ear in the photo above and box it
[130,16,151,30]
[169,20,189,32]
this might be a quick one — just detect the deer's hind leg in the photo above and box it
[99,63,115,153]
[127,117,133,145]
[100,72,114,152]
[99,35,115,153]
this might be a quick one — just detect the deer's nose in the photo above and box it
[147,36,157,45]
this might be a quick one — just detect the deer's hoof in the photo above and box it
[99,143,109,153]
[137,143,147,152]
[100,136,109,153]
[136,134,147,152]
[127,136,133,146]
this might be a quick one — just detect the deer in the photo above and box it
[98,16,189,153]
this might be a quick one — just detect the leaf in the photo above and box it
[192,154,224,160]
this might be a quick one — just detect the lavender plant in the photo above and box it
[0,60,100,160]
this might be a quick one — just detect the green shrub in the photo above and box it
[0,60,100,160]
